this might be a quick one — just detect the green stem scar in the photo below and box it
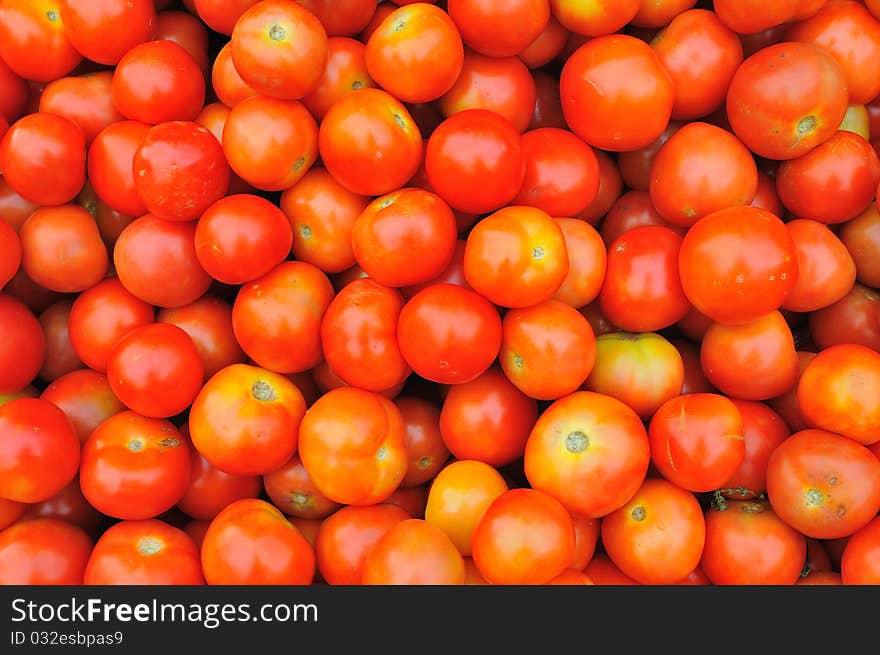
[565,431,588,454]
[268,25,286,41]
[252,380,278,401]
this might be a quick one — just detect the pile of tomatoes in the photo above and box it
[1,0,880,587]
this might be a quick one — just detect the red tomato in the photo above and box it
[22,477,102,534]
[0,0,81,83]
[0,294,45,394]
[560,34,674,151]
[673,338,716,395]
[0,219,21,290]
[632,0,697,27]
[301,37,375,120]
[87,120,150,218]
[617,121,682,191]
[0,518,92,585]
[841,516,880,584]
[519,15,569,68]
[39,72,125,147]
[447,0,549,57]
[156,9,210,73]
[177,442,262,522]
[0,177,39,232]
[263,453,341,520]
[768,350,818,434]
[552,218,606,309]
[363,518,465,584]
[809,282,880,351]
[840,203,880,289]
[551,0,639,36]
[298,0,377,36]
[37,301,83,383]
[211,42,258,108]
[721,400,791,499]
[41,369,124,444]
[0,57,27,123]
[751,170,784,216]
[600,190,677,245]
[61,0,157,65]
[584,553,640,585]
[193,0,259,35]
[714,0,797,35]
[397,283,502,385]
[84,519,203,585]
[530,70,566,131]
[782,219,857,312]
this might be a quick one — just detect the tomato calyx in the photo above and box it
[565,430,589,454]
[252,380,278,402]
[46,10,59,22]
[797,115,817,139]
[128,439,145,452]
[631,506,646,521]
[268,25,287,42]
[711,488,764,511]
[137,537,163,556]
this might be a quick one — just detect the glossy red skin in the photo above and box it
[651,9,743,120]
[726,41,848,160]
[87,121,150,218]
[0,398,80,503]
[302,37,375,121]
[0,177,39,232]
[767,350,817,434]
[0,293,45,394]
[0,112,85,206]
[750,171,784,216]
[721,400,791,499]
[321,278,410,393]
[0,501,26,531]
[157,295,247,381]
[616,121,682,191]
[194,194,292,285]
[672,338,715,395]
[211,42,258,108]
[551,218,605,309]
[156,10,210,73]
[0,219,21,290]
[518,15,568,68]
[80,411,191,521]
[193,0,259,35]
[177,446,262,522]
[39,72,124,147]
[0,0,82,82]
[530,70,566,131]
[37,301,82,382]
[23,477,103,534]
[113,214,213,309]
[447,0,549,58]
[111,40,205,124]
[648,393,746,493]
[678,206,799,325]
[440,52,537,134]
[782,219,856,313]
[397,283,502,385]
[600,226,690,332]
[714,0,796,34]
[107,323,204,419]
[551,0,639,36]
[62,0,157,65]
[776,131,880,224]
[299,0,377,36]
[600,190,677,245]
[425,109,525,215]
[0,518,92,585]
[76,182,137,250]
[84,519,204,585]
[0,57,27,123]
[840,203,880,288]
[133,121,230,223]
[809,283,880,352]
[841,516,880,584]
[584,553,640,585]
[395,397,449,487]
[263,453,341,520]
[560,34,674,152]
[440,366,538,467]
[41,369,124,444]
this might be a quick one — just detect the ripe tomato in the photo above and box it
[649,122,758,227]
[193,0,259,35]
[319,88,422,196]
[263,453,341,520]
[841,517,880,584]
[302,36,375,120]
[584,553,640,585]
[584,332,684,420]
[781,219,857,312]
[673,338,715,395]
[600,226,691,332]
[0,0,81,83]
[530,70,565,131]
[84,519,203,585]
[726,41,848,160]
[551,0,639,36]
[552,218,606,309]
[0,398,80,503]
[315,503,410,585]
[448,0,549,57]
[601,478,705,584]
[87,121,150,218]
[678,206,798,325]
[211,42,257,108]
[353,188,457,288]
[632,0,697,27]
[808,282,880,351]
[500,299,596,400]
[61,0,157,66]
[114,214,212,308]
[22,477,102,534]
[600,190,678,245]
[439,366,538,467]
[37,301,83,382]
[701,500,805,585]
[524,391,650,518]
[111,40,205,124]
[363,518,465,584]
[751,170,784,215]
[472,488,574,584]
[721,400,791,499]
[425,109,525,214]
[767,350,817,433]
[41,370,124,444]
[797,344,880,445]
[395,397,449,487]
[201,498,315,585]
[0,518,92,585]
[648,393,745,492]
[616,121,682,191]
[189,363,306,477]
[766,429,880,539]
[0,220,21,291]
[798,571,842,585]
[0,58,26,123]
[0,177,38,232]
[560,34,674,151]
[840,203,880,288]
[39,72,124,147]
[299,0,376,36]
[714,0,796,34]
[156,9,210,73]
[80,411,190,520]
[397,283,502,385]
[0,112,85,206]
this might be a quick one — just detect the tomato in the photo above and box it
[84,519,203,585]
[0,0,81,83]
[751,170,784,216]
[530,70,566,131]
[584,332,684,420]
[672,338,715,395]
[80,411,190,520]
[631,0,697,27]
[0,177,38,232]
[41,370,124,444]
[440,366,538,467]
[19,205,107,294]
[299,0,376,36]
[551,218,606,309]
[719,400,791,499]
[114,214,212,308]
[315,503,410,585]
[472,488,574,584]
[21,476,100,534]
[0,112,85,206]
[809,282,880,351]
[0,220,20,291]
[584,553,640,585]
[189,363,306,477]
[388,398,446,487]
[524,391,650,518]
[365,3,462,104]
[798,344,880,445]
[397,283,502,385]
[798,571,842,585]
[211,42,258,108]
[0,58,27,123]
[560,34,674,152]
[841,517,880,584]
[601,478,705,584]
[39,72,124,147]
[302,37,375,121]
[425,109,525,214]
[678,206,798,325]
[615,122,681,192]
[193,0,259,35]
[112,40,205,124]
[766,429,880,539]
[37,301,82,383]
[223,95,318,192]
[62,0,157,66]
[319,88,423,196]
[363,518,465,584]
[840,203,880,288]
[767,350,817,433]
[87,121,150,218]
[353,188,457,288]
[0,499,25,531]
[448,0,548,57]
[701,500,805,585]
[201,498,315,585]
[551,0,638,36]
[600,191,676,245]
[714,0,796,34]
[0,294,44,395]
[263,453,341,520]
[648,393,745,492]
[726,42,848,160]
[0,518,92,585]
[499,299,596,400]
[439,51,537,134]
[519,15,568,68]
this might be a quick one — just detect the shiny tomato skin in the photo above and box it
[193,0,259,35]
[156,9,210,73]
[37,301,83,383]
[301,37,375,121]
[781,219,857,312]
[447,0,549,58]
[362,518,466,584]
[552,218,606,309]
[600,190,678,246]
[263,453,341,520]
[40,369,124,444]
[39,72,125,147]
[0,176,38,232]
[0,58,26,123]
[616,121,682,192]
[840,203,880,288]
[721,400,791,499]
[21,477,102,534]
[84,519,204,585]
[0,518,92,585]
[395,396,449,487]
[0,0,82,83]
[808,282,880,352]
[551,0,638,36]
[177,445,262,522]
[714,0,796,34]
[87,120,150,218]
[0,295,42,394]
[61,0,157,66]
[298,0,377,36]
[841,517,880,584]
[584,553,640,585]
[211,42,257,108]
